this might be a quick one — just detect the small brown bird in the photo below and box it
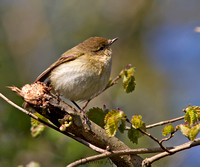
[35,37,118,101]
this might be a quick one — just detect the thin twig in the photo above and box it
[142,137,200,167]
[159,128,178,144]
[68,136,200,167]
[67,146,174,167]
[138,128,171,153]
[0,93,105,153]
[126,117,171,153]
[104,75,121,91]
[82,64,132,109]
[159,133,174,144]
[82,71,122,109]
[146,116,185,129]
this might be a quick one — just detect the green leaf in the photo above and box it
[177,124,192,140]
[162,124,175,136]
[177,123,200,141]
[118,119,126,133]
[121,66,136,93]
[105,78,113,88]
[184,107,199,125]
[188,123,200,141]
[177,124,190,138]
[131,115,146,130]
[31,123,46,138]
[194,107,200,118]
[31,113,48,137]
[87,107,109,128]
[104,109,126,137]
[128,127,140,144]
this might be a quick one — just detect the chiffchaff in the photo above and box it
[35,37,118,101]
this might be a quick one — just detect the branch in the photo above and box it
[104,73,121,91]
[0,93,105,153]
[146,115,185,129]
[68,137,200,167]
[67,146,173,167]
[138,128,171,153]
[2,83,144,167]
[142,137,200,167]
[126,118,171,153]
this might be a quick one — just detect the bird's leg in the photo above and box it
[82,100,90,110]
[71,100,82,111]
[55,92,61,102]
[81,100,91,124]
[71,100,89,124]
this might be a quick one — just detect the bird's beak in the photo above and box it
[109,37,118,45]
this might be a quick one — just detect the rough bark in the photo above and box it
[11,83,143,167]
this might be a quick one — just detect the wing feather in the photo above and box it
[35,53,82,82]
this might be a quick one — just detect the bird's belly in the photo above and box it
[49,60,111,101]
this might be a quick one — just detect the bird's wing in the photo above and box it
[35,52,83,82]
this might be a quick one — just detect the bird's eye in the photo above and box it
[99,46,105,51]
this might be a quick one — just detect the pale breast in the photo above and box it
[49,54,112,101]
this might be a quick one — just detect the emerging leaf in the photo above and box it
[104,109,126,137]
[195,107,200,118]
[177,124,191,140]
[128,127,140,144]
[184,107,199,125]
[177,122,200,141]
[31,113,48,137]
[188,123,200,141]
[162,124,175,136]
[120,65,136,93]
[31,122,46,138]
[105,78,113,88]
[131,115,146,130]
[87,107,109,128]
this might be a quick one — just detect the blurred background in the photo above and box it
[0,0,200,166]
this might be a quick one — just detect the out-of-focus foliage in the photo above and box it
[1,0,200,167]
[31,113,47,137]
